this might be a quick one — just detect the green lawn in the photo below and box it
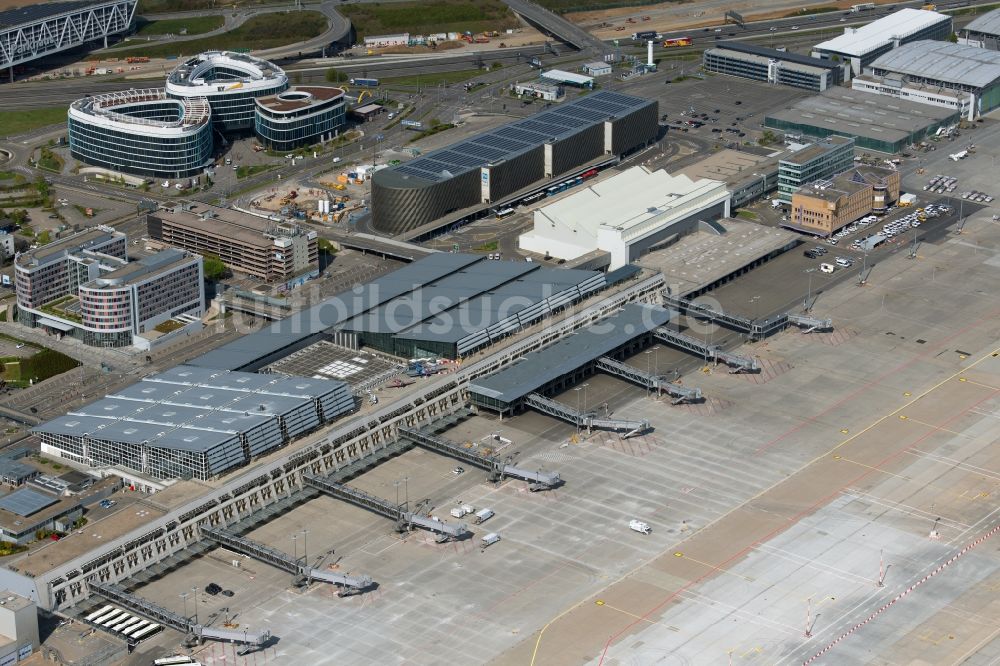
[381,68,480,87]
[341,0,517,38]
[106,11,325,58]
[134,15,224,36]
[0,107,68,137]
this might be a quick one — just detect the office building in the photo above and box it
[811,8,952,77]
[582,61,612,76]
[776,136,855,203]
[703,42,845,91]
[15,230,204,347]
[787,166,900,236]
[146,202,318,285]
[0,590,38,662]
[765,87,958,154]
[540,69,594,88]
[254,86,346,151]
[68,89,213,179]
[165,51,288,133]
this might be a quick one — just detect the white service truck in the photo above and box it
[629,519,651,535]
[449,504,475,519]
[474,508,494,524]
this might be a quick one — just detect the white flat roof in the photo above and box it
[813,8,949,57]
[537,166,727,236]
[541,69,593,85]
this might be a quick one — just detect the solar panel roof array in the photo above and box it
[388,91,652,184]
[0,488,60,517]
[0,0,104,28]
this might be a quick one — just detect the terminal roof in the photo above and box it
[469,303,671,404]
[966,7,1000,36]
[812,8,949,57]
[870,40,1000,89]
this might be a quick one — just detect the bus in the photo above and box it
[494,207,515,220]
[85,605,114,623]
[663,37,692,48]
[99,610,127,627]
[113,616,142,633]
[92,609,122,625]
[153,656,199,665]
[130,623,162,641]
[123,620,150,637]
[546,186,559,197]
[520,191,546,206]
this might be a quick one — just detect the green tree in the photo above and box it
[948,32,958,43]
[317,237,337,254]
[325,68,343,83]
[36,230,51,245]
[202,253,228,280]
[34,176,49,198]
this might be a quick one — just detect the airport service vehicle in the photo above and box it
[662,37,691,47]
[450,504,475,518]
[629,519,651,535]
[474,508,494,524]
[820,263,835,274]
[481,533,501,548]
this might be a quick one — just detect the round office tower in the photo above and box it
[68,88,213,179]
[165,50,289,133]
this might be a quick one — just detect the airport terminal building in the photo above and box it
[703,42,845,92]
[371,91,658,236]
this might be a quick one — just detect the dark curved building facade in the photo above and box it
[372,91,658,236]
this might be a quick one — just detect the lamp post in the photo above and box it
[804,268,816,311]
[191,587,198,625]
[292,533,298,562]
[301,529,309,566]
[180,591,189,622]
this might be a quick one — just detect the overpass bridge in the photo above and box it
[502,0,608,54]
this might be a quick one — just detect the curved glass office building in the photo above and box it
[166,51,289,133]
[255,86,345,151]
[68,89,213,179]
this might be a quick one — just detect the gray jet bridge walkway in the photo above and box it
[663,295,833,340]
[199,525,373,596]
[303,474,471,542]
[87,580,271,652]
[398,423,562,490]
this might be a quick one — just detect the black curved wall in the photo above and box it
[371,169,480,236]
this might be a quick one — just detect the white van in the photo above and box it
[629,519,651,535]
[819,263,835,274]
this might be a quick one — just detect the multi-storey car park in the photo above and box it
[254,86,346,151]
[165,51,289,134]
[371,90,658,235]
[0,0,136,79]
[68,89,213,179]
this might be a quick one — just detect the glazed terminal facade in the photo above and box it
[371,91,658,235]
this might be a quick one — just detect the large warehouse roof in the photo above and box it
[380,91,652,186]
[966,8,1000,36]
[870,40,1000,89]
[765,87,956,145]
[813,8,948,56]
[469,304,671,404]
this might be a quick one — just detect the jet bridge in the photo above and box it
[302,474,470,541]
[524,393,649,438]
[199,525,372,596]
[595,356,703,404]
[785,313,833,333]
[663,295,786,339]
[653,327,759,373]
[87,580,271,650]
[397,426,561,491]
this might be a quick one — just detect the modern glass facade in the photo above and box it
[703,48,837,92]
[68,90,213,179]
[777,136,855,203]
[254,88,346,151]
